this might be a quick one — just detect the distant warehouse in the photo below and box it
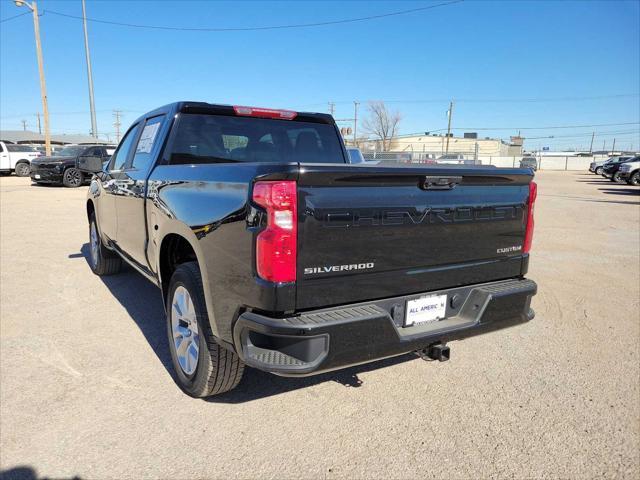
[359,133,523,156]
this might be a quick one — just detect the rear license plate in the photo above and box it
[34,174,40,179]
[405,294,447,326]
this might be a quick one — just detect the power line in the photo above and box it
[297,94,639,108]
[0,11,31,23]
[390,94,640,104]
[410,122,640,133]
[387,130,639,143]
[41,1,463,32]
[0,109,143,119]
[524,130,639,140]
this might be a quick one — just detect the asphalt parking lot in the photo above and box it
[1,172,639,479]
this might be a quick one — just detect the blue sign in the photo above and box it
[542,147,550,151]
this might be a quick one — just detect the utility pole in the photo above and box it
[328,102,335,116]
[81,0,98,138]
[603,140,606,152]
[113,110,122,143]
[589,131,595,153]
[21,120,27,131]
[353,101,359,147]
[36,112,41,134]
[612,138,616,154]
[15,1,51,155]
[445,100,454,154]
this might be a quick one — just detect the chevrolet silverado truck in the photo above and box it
[86,101,538,398]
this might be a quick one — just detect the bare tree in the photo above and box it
[361,101,401,152]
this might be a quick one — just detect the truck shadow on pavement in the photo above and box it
[73,244,418,403]
[597,187,640,196]
[0,465,81,480]
[210,353,416,404]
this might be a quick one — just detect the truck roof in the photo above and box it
[133,101,335,127]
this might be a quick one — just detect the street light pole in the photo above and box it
[15,0,51,155]
[81,0,98,138]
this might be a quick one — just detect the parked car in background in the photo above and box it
[437,153,465,164]
[30,144,67,156]
[601,156,634,183]
[346,147,365,164]
[592,156,633,175]
[85,101,537,398]
[0,141,41,177]
[617,156,640,186]
[520,157,538,171]
[30,144,115,187]
[589,158,610,175]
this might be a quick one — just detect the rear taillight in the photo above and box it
[252,180,297,283]
[523,181,537,253]
[233,105,297,120]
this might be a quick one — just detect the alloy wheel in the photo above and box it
[15,163,30,176]
[89,221,99,269]
[171,286,200,375]
[65,169,82,187]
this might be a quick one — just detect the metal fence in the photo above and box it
[361,151,612,171]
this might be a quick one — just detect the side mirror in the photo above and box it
[77,155,104,173]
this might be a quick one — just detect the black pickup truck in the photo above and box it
[86,102,537,397]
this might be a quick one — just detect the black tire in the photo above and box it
[63,168,83,188]
[88,213,121,275]
[166,261,244,397]
[629,172,640,186]
[595,167,603,175]
[14,162,30,177]
[611,172,623,183]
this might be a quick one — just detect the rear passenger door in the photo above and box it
[114,115,166,270]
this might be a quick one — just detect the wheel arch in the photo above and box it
[14,159,30,173]
[158,233,199,301]
[86,199,95,222]
[157,230,222,339]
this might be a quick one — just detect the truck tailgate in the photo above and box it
[296,164,533,310]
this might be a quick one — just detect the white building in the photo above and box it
[359,133,522,156]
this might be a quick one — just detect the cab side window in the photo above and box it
[85,147,101,156]
[131,115,165,172]
[108,124,140,171]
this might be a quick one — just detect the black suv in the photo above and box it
[30,144,115,187]
[601,156,634,183]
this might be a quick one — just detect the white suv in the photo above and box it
[0,141,41,177]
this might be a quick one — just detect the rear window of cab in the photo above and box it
[167,113,345,165]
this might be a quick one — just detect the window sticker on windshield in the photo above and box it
[136,122,160,154]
